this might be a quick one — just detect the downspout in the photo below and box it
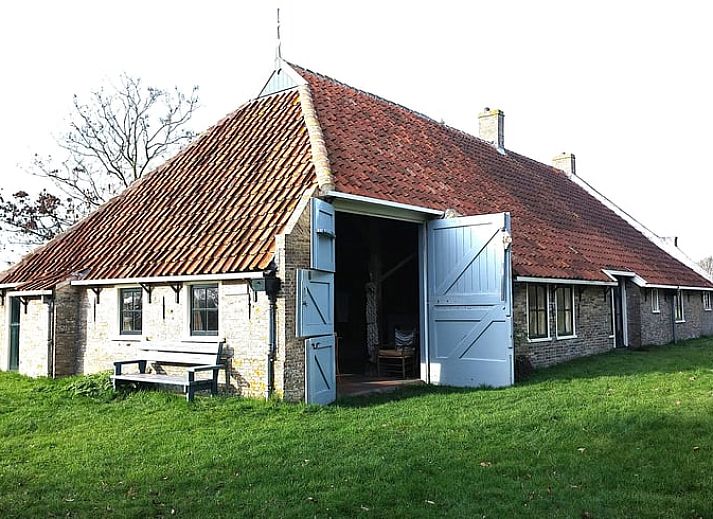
[45,293,55,378]
[672,288,678,344]
[265,276,282,399]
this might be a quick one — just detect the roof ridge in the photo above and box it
[286,62,571,171]
[287,62,485,140]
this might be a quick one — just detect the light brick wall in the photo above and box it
[513,283,614,367]
[17,298,50,377]
[74,282,270,397]
[0,300,7,370]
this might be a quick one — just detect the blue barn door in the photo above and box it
[427,212,513,387]
[9,297,20,371]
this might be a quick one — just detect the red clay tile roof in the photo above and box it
[2,63,710,291]
[0,91,317,290]
[291,64,711,288]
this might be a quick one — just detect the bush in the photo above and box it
[63,372,114,400]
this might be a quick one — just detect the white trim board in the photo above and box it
[71,272,264,287]
[326,191,443,223]
[6,290,52,297]
[515,276,617,287]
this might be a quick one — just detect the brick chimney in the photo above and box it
[478,108,505,150]
[552,152,576,177]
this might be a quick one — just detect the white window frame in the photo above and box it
[704,292,712,312]
[608,288,615,339]
[526,283,551,342]
[112,285,145,342]
[184,282,223,342]
[651,288,660,314]
[674,290,685,323]
[554,285,577,339]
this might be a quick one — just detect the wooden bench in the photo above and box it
[111,341,225,401]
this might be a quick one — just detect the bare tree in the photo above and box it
[698,256,713,278]
[0,74,199,247]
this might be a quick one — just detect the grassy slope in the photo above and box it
[1,340,712,518]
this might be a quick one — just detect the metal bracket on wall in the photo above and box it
[139,283,153,304]
[0,288,5,306]
[170,283,182,304]
[19,297,29,315]
[90,287,103,304]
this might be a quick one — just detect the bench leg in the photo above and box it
[211,369,218,396]
[187,386,195,402]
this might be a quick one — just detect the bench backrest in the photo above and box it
[137,341,224,366]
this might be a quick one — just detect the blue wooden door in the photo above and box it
[9,297,20,371]
[427,213,513,387]
[311,198,336,272]
[300,198,337,405]
[305,335,336,404]
[296,269,334,338]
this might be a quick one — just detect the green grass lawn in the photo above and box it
[2,340,713,518]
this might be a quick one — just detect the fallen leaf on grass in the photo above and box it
[425,500,435,505]
[480,461,492,467]
[693,446,700,452]
[577,448,586,453]
[361,505,370,511]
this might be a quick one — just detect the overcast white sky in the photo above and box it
[1,1,712,264]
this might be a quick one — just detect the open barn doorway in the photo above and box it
[334,212,422,396]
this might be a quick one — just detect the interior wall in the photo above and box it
[335,212,419,375]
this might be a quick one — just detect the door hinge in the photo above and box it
[502,230,512,249]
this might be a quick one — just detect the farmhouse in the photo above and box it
[1,60,712,403]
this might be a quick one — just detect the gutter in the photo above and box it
[71,272,265,286]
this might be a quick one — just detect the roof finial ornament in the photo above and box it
[274,7,282,70]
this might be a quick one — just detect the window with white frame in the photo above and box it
[704,292,712,311]
[119,287,142,335]
[651,288,660,313]
[190,284,219,336]
[555,285,575,337]
[527,284,549,339]
[674,290,685,322]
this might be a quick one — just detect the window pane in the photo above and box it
[556,287,573,336]
[120,288,142,334]
[191,285,219,335]
[528,284,549,339]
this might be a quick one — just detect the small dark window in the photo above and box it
[555,286,575,337]
[528,284,549,339]
[120,288,142,335]
[191,284,219,336]
[651,288,660,313]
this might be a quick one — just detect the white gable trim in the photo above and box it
[571,173,713,284]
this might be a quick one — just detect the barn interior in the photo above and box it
[334,212,421,394]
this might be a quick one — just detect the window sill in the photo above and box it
[675,320,686,324]
[652,310,660,314]
[705,309,712,312]
[182,336,223,343]
[556,334,577,341]
[111,335,144,342]
[527,337,552,343]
